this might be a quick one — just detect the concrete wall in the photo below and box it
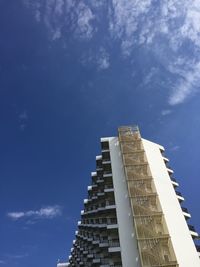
[142,138,200,267]
[109,137,141,267]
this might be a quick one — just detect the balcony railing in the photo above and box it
[109,240,120,247]
[107,218,118,225]
[102,151,111,161]
[101,141,109,151]
[104,184,113,189]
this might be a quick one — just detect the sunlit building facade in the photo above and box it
[58,126,200,267]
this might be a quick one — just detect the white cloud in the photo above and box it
[19,110,28,120]
[22,0,200,104]
[161,109,172,116]
[143,67,158,85]
[7,254,28,259]
[74,2,95,39]
[7,212,25,220]
[170,145,180,151]
[169,61,200,105]
[18,110,28,131]
[109,0,152,55]
[97,48,110,70]
[80,47,110,70]
[108,0,200,104]
[23,0,95,40]
[7,205,62,221]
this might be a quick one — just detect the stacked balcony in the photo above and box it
[162,151,199,241]
[67,140,122,267]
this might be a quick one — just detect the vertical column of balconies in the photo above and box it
[68,141,122,267]
[160,149,200,257]
[118,126,178,267]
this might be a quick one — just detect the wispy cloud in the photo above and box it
[0,260,6,265]
[80,47,110,70]
[109,0,152,55]
[23,0,95,41]
[22,0,200,105]
[19,110,28,120]
[168,61,200,105]
[7,205,62,221]
[109,0,200,104]
[6,253,29,259]
[143,67,158,86]
[169,145,180,151]
[97,48,110,70]
[74,2,95,39]
[161,109,172,116]
[18,110,28,131]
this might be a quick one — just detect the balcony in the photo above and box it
[79,222,107,229]
[100,258,110,266]
[104,183,113,189]
[96,167,103,172]
[104,183,114,192]
[105,201,116,210]
[107,218,118,225]
[102,160,111,165]
[87,254,93,258]
[92,238,99,244]
[97,191,105,196]
[102,151,111,161]
[167,167,174,174]
[57,263,69,267]
[196,244,200,252]
[97,179,104,184]
[108,246,121,253]
[181,207,191,219]
[171,177,179,187]
[107,224,118,229]
[163,156,169,163]
[103,172,112,178]
[101,141,110,151]
[93,258,101,263]
[99,241,109,247]
[188,224,199,238]
[104,188,114,193]
[175,191,185,202]
[91,183,98,188]
[109,240,120,248]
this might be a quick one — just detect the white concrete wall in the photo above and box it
[142,138,200,267]
[109,137,141,267]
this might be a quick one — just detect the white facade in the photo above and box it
[142,138,200,267]
[109,137,141,267]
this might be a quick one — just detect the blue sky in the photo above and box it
[0,0,200,266]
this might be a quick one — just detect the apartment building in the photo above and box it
[58,126,200,267]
